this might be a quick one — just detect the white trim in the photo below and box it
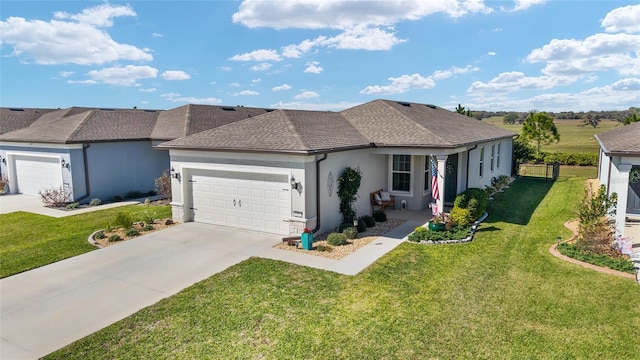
[372,147,468,156]
[389,154,413,197]
[0,142,82,150]
[170,149,312,163]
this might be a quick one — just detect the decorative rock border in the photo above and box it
[549,220,638,283]
[413,212,488,245]
[88,229,105,249]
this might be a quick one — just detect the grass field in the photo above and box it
[46,178,640,359]
[0,205,171,278]
[483,116,621,154]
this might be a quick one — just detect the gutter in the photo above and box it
[75,143,91,203]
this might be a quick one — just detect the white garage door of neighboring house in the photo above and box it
[191,171,291,235]
[13,155,63,196]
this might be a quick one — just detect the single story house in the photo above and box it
[158,99,517,236]
[0,105,270,202]
[595,121,640,239]
[0,107,57,135]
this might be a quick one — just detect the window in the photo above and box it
[424,156,430,193]
[392,155,411,192]
[479,146,484,177]
[490,144,495,172]
[497,143,501,169]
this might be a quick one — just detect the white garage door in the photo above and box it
[191,171,291,235]
[13,155,63,195]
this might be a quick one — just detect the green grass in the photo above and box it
[0,205,171,278]
[46,178,640,359]
[484,117,621,154]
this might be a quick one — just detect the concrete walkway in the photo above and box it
[0,220,417,359]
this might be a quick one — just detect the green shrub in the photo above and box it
[94,231,105,239]
[315,245,333,252]
[557,243,635,273]
[356,221,367,233]
[542,152,598,166]
[125,228,139,237]
[408,225,472,242]
[89,198,102,206]
[142,224,154,231]
[108,234,121,242]
[141,211,155,225]
[372,211,387,222]
[338,222,354,232]
[115,212,134,229]
[460,188,487,219]
[327,233,348,246]
[450,206,472,226]
[342,227,357,239]
[359,215,376,227]
[66,202,79,209]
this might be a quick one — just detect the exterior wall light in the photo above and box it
[61,159,70,169]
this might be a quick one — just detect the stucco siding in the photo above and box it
[467,139,513,190]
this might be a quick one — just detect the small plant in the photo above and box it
[342,226,357,239]
[0,175,9,193]
[155,169,172,201]
[337,166,362,223]
[115,212,134,229]
[338,222,354,232]
[142,224,154,231]
[557,243,635,273]
[315,245,333,252]
[108,234,121,242]
[38,186,71,207]
[356,221,367,233]
[144,198,151,206]
[103,222,114,232]
[89,198,102,206]
[327,232,348,246]
[94,230,105,239]
[359,215,376,228]
[125,228,139,237]
[372,211,387,222]
[630,168,640,183]
[142,211,155,225]
[408,225,472,242]
[66,202,79,209]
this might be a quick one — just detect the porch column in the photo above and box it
[614,163,631,237]
[435,155,447,214]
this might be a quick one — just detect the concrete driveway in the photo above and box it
[0,222,282,359]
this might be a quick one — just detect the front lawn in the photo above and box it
[0,205,171,278]
[45,177,640,359]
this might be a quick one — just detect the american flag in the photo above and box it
[431,158,439,201]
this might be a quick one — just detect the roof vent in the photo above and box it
[425,104,437,109]
[264,109,275,112]
[9,108,24,112]
[99,108,115,111]
[143,110,157,113]
[398,102,411,107]
[221,106,236,111]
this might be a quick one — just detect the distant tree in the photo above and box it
[581,112,602,128]
[503,112,519,124]
[455,104,473,117]
[521,112,560,154]
[624,112,639,125]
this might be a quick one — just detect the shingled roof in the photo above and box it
[158,99,517,154]
[0,107,57,134]
[595,121,640,156]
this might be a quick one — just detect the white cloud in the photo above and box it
[229,49,282,61]
[0,4,152,65]
[294,91,319,100]
[228,82,241,87]
[324,25,406,51]
[250,63,272,71]
[511,0,546,12]
[218,66,232,72]
[151,32,162,38]
[67,79,97,85]
[161,70,191,80]
[467,71,577,93]
[526,33,640,76]
[233,90,260,96]
[602,4,640,33]
[487,51,496,56]
[272,84,292,91]
[139,88,157,92]
[304,61,323,74]
[252,78,261,83]
[270,100,360,111]
[361,65,478,95]
[85,65,158,86]
[59,71,74,78]
[161,93,223,105]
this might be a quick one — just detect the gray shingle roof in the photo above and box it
[0,107,57,134]
[595,121,640,155]
[158,99,517,153]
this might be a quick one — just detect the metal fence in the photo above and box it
[515,162,560,182]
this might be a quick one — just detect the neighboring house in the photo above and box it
[595,121,640,238]
[0,105,270,202]
[158,99,517,236]
[0,107,58,135]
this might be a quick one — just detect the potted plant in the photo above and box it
[428,213,447,232]
[301,227,313,250]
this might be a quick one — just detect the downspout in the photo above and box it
[465,144,478,191]
[75,143,92,203]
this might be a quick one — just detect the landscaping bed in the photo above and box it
[91,218,176,248]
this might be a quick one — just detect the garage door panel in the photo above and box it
[14,155,64,196]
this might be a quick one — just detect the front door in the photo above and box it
[445,153,458,204]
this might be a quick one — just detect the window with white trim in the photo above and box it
[490,144,495,172]
[497,143,501,169]
[479,146,484,177]
[392,154,411,193]
[423,156,430,193]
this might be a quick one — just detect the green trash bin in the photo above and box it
[301,232,313,250]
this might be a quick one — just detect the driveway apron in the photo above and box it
[0,222,281,359]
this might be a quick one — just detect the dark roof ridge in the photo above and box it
[378,99,450,145]
[282,110,314,150]
[66,109,96,142]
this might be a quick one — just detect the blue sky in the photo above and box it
[1,1,639,112]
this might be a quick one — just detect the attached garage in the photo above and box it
[189,170,291,235]
[12,154,63,195]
